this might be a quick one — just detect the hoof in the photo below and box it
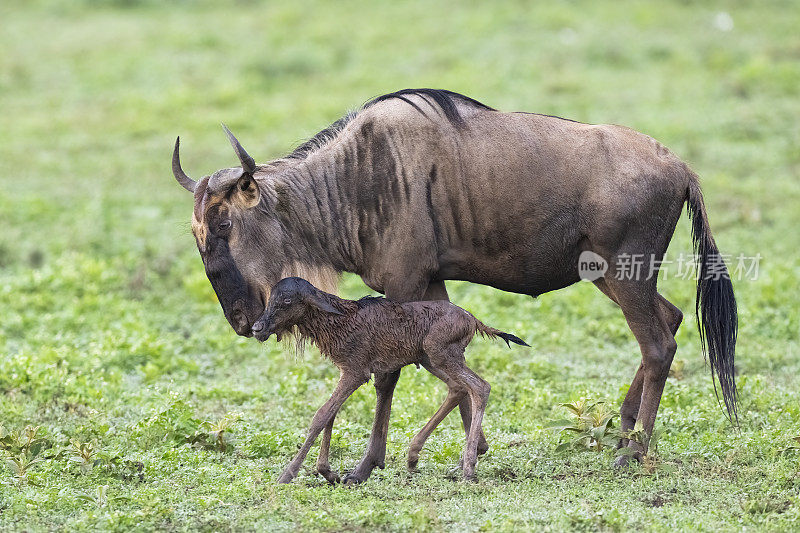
[613,451,642,469]
[277,466,297,484]
[317,468,340,484]
[342,473,364,486]
[343,457,384,486]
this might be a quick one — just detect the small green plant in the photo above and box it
[545,398,620,453]
[65,439,145,481]
[619,421,653,455]
[0,425,53,484]
[136,395,240,452]
[136,396,203,444]
[69,439,99,475]
[185,413,242,453]
[76,485,129,508]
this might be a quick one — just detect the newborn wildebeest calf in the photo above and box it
[252,277,528,484]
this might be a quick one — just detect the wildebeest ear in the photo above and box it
[231,175,260,209]
[307,294,343,315]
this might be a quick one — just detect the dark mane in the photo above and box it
[286,89,495,160]
[364,88,495,126]
[287,111,358,160]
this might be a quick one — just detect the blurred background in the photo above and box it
[1,0,799,530]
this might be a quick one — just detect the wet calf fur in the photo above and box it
[252,277,528,484]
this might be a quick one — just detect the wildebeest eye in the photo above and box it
[218,219,232,231]
[283,298,292,305]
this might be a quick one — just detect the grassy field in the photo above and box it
[1,0,799,530]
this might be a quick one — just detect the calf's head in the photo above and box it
[172,126,285,336]
[251,277,342,342]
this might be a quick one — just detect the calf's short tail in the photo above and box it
[476,322,530,348]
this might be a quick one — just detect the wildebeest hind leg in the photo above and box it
[595,280,683,456]
[596,279,684,462]
[594,278,644,449]
[602,278,677,466]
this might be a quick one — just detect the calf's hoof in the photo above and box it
[343,457,385,486]
[276,469,297,484]
[342,473,364,486]
[317,467,340,485]
[407,453,420,473]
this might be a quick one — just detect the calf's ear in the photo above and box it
[308,293,343,315]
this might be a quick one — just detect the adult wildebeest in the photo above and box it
[172,89,737,481]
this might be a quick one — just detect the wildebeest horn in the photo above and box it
[172,137,197,193]
[222,124,256,175]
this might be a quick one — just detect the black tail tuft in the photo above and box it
[497,331,530,348]
[687,175,739,424]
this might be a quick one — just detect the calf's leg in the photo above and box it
[343,369,401,485]
[458,399,490,457]
[412,338,491,480]
[408,384,465,472]
[460,368,491,480]
[278,375,364,484]
[316,418,340,484]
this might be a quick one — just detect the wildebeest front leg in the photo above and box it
[343,369,401,485]
[278,376,363,484]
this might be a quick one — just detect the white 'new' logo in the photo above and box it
[578,251,608,281]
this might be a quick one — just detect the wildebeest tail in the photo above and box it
[686,172,738,423]
[475,322,530,348]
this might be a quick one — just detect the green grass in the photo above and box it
[1,0,799,531]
